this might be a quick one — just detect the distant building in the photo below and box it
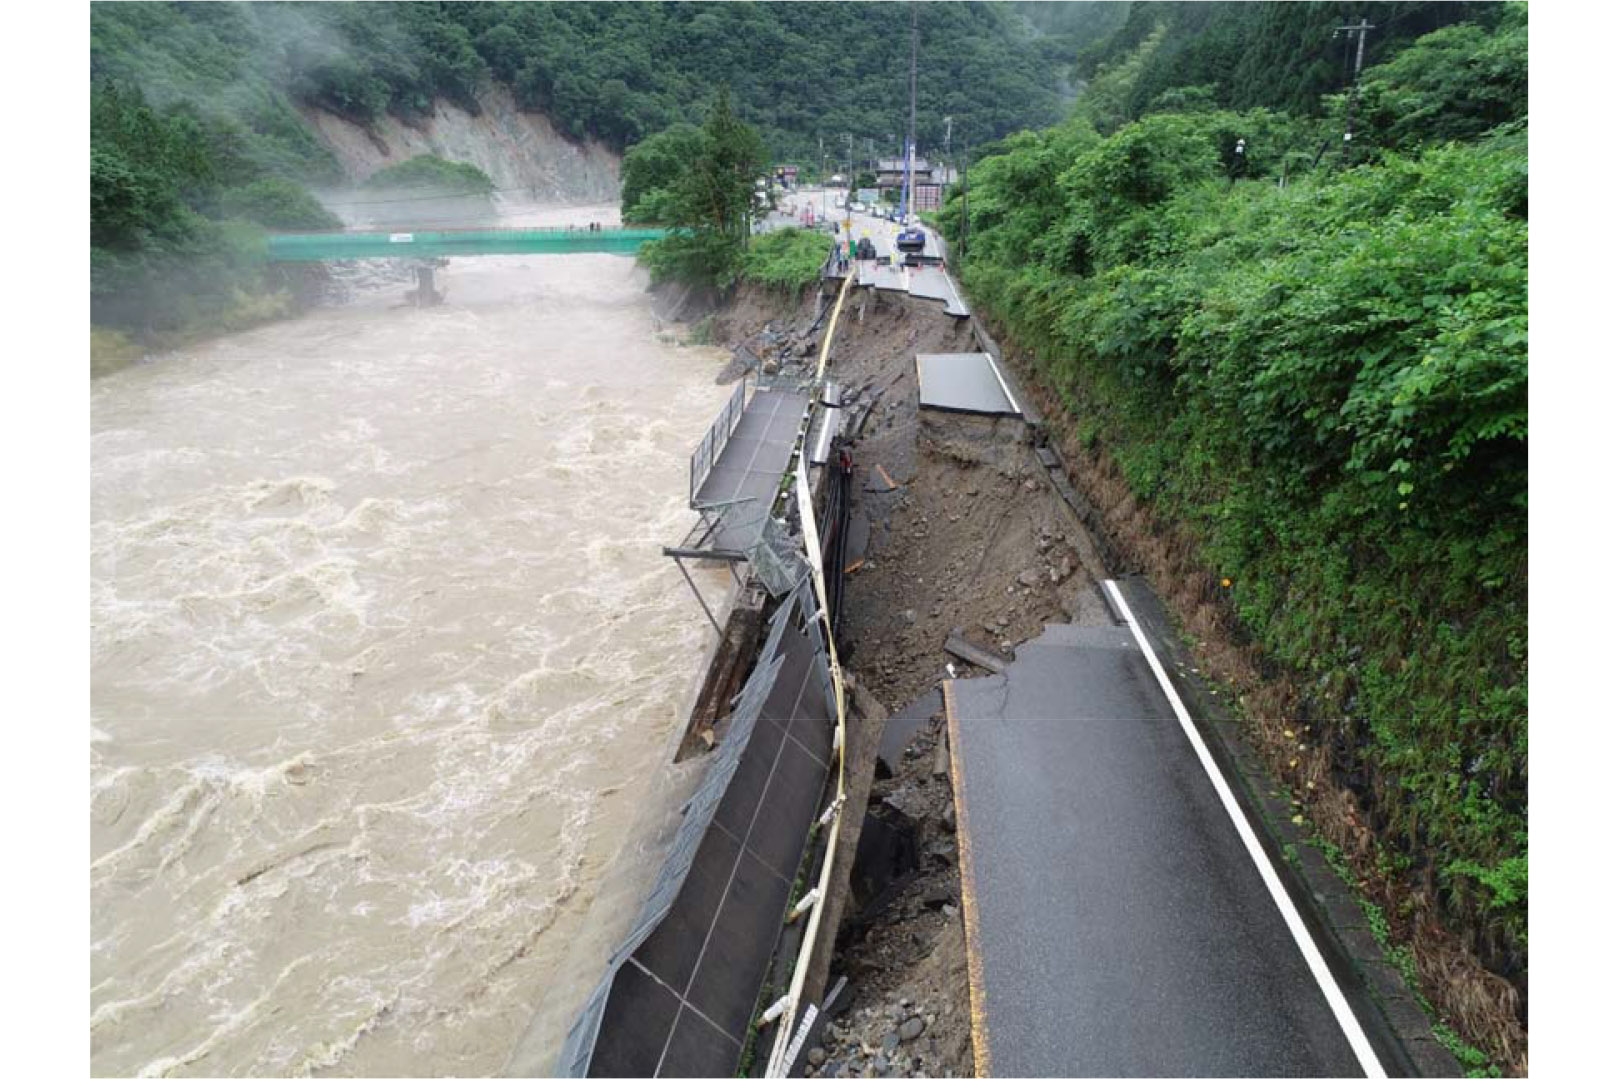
[874,157,957,191]
[773,164,800,188]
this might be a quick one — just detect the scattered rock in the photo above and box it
[899,1017,926,1042]
[809,1047,828,1067]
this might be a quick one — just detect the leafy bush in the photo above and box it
[621,123,704,224]
[360,155,494,195]
[949,53,1527,971]
[739,229,833,293]
[1351,3,1527,152]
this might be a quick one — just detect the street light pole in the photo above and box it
[903,1,919,221]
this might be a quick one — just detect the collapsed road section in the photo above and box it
[557,236,1462,1078]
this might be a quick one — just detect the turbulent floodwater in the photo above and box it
[90,204,731,1076]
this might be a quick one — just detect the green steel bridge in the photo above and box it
[264,226,671,262]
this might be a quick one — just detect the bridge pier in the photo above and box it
[407,265,442,307]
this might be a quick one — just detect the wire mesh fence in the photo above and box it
[688,379,748,504]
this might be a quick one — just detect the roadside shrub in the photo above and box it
[738,228,832,293]
[955,104,1527,973]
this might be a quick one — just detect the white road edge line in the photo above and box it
[982,350,1022,417]
[1103,579,1388,1079]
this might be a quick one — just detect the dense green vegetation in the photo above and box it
[1067,1,1504,126]
[737,229,835,294]
[939,1,1527,1015]
[630,93,777,294]
[381,1,1062,155]
[624,95,831,295]
[90,82,329,337]
[91,2,1063,162]
[360,155,495,195]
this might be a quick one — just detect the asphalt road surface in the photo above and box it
[945,620,1378,1078]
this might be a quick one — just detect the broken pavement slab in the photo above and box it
[915,353,1022,417]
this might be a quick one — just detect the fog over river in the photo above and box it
[90,204,731,1076]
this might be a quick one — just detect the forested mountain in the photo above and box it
[937,6,1527,1071]
[91,2,1063,172]
[1066,1,1505,125]
[89,1,1064,340]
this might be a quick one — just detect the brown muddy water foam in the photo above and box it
[90,204,731,1076]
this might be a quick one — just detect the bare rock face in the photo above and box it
[303,85,621,205]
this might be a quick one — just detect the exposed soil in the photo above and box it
[714,284,1117,1077]
[303,84,620,200]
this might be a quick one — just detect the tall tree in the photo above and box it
[634,90,771,289]
[679,88,769,240]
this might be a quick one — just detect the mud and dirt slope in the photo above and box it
[303,85,620,203]
[716,284,1121,1078]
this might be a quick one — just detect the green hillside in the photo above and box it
[938,7,1527,1070]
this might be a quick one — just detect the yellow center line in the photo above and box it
[943,679,995,1078]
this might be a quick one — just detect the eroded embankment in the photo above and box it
[711,283,1125,1078]
[710,270,1514,1077]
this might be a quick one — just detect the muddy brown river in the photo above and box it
[90,204,730,1076]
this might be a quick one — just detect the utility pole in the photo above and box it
[959,141,970,261]
[903,2,919,220]
[819,134,827,220]
[843,132,854,234]
[1333,18,1375,162]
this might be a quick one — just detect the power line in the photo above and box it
[313,203,621,230]
[319,184,561,208]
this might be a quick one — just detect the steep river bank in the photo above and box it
[90,203,731,1076]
